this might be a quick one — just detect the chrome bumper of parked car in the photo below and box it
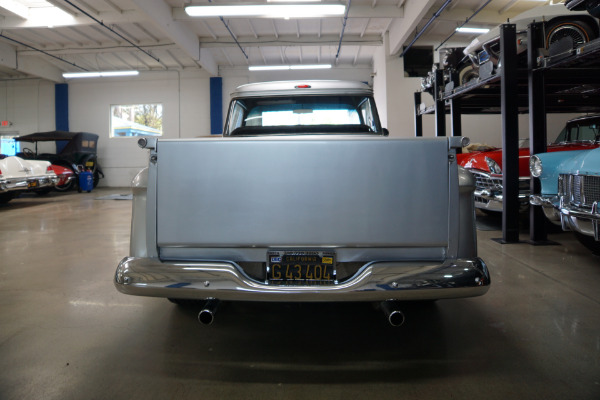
[471,170,529,212]
[530,195,600,240]
[474,188,529,212]
[0,175,58,192]
[114,256,490,302]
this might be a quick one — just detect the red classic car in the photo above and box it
[458,114,600,212]
[48,164,75,191]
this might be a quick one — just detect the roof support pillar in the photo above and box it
[414,91,422,137]
[527,22,553,245]
[434,68,446,137]
[500,24,520,243]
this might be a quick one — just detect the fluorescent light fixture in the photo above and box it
[249,64,332,71]
[63,70,140,79]
[29,6,74,27]
[185,4,345,18]
[456,27,490,34]
[290,64,332,70]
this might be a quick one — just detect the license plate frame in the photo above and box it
[267,250,336,284]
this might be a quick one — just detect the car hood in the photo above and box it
[457,142,599,176]
[559,147,600,176]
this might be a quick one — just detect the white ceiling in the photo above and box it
[0,0,562,81]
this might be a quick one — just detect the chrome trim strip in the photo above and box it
[114,256,490,302]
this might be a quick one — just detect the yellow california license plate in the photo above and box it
[267,250,335,284]
[27,180,39,188]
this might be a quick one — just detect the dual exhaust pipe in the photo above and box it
[195,299,405,327]
[197,298,220,325]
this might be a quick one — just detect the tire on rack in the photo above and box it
[545,19,597,49]
[457,64,478,86]
[574,232,600,256]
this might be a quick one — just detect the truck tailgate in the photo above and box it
[155,137,449,249]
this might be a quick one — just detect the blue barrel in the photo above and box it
[78,170,94,192]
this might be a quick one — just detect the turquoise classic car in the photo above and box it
[530,146,600,254]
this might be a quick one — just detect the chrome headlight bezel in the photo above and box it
[485,157,502,175]
[529,155,542,178]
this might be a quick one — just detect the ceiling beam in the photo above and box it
[387,0,439,56]
[438,8,522,25]
[198,34,383,48]
[0,41,64,82]
[129,0,217,75]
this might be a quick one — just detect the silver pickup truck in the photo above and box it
[114,80,490,326]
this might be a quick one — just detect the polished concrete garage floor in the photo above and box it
[1,188,599,400]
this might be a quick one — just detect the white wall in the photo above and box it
[0,79,55,154]
[68,70,213,187]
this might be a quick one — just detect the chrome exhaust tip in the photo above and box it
[198,298,220,325]
[380,300,405,327]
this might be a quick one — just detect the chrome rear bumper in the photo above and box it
[0,175,58,192]
[114,257,490,302]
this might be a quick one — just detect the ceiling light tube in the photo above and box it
[290,64,332,70]
[455,27,490,34]
[63,70,140,79]
[249,64,331,71]
[185,4,345,18]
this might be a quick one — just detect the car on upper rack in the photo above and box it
[530,146,600,254]
[15,131,104,191]
[457,114,600,212]
[463,4,599,81]
[565,0,600,18]
[420,47,477,95]
[0,155,58,203]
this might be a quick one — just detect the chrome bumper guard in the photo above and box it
[474,189,529,211]
[115,257,490,302]
[531,195,599,240]
[559,199,600,241]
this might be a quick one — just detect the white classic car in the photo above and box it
[0,155,58,203]
[464,4,599,78]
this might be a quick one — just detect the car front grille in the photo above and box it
[472,171,502,191]
[559,174,600,207]
[471,170,529,192]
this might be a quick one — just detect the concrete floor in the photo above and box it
[0,188,599,400]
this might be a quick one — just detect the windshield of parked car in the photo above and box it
[554,118,600,143]
[224,95,383,136]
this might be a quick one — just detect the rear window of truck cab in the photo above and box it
[224,95,383,136]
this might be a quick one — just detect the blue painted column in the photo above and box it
[210,77,223,135]
[55,83,69,152]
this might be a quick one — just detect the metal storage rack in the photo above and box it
[415,22,600,244]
